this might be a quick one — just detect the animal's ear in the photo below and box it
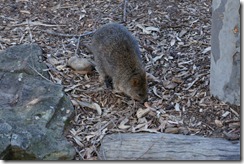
[131,77,139,87]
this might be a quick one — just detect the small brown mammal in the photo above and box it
[91,23,148,102]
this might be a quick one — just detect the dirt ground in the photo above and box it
[0,0,240,160]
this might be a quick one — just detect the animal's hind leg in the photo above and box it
[112,79,123,93]
[104,76,113,89]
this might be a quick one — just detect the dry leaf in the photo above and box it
[136,24,150,34]
[229,122,240,129]
[91,103,102,115]
[214,119,223,128]
[202,47,211,54]
[172,77,183,83]
[183,77,199,90]
[78,101,102,115]
[46,57,61,65]
[73,136,84,147]
[20,10,31,14]
[174,103,180,111]
[118,118,130,129]
[170,39,176,46]
[152,54,164,63]
[145,26,160,32]
[165,127,179,134]
[179,29,187,37]
[163,80,177,89]
[85,134,96,141]
[146,72,161,82]
[84,147,94,159]
[167,120,179,125]
[137,128,158,133]
[222,111,230,118]
[152,86,162,98]
[56,64,66,71]
[158,117,167,131]
[136,108,150,119]
[133,122,147,131]
[230,108,239,117]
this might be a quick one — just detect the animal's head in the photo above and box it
[124,72,148,102]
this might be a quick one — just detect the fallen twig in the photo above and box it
[28,64,52,83]
[75,35,81,56]
[40,29,95,38]
[27,21,34,43]
[10,20,65,27]
[123,0,128,22]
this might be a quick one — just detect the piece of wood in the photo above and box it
[98,133,240,160]
[123,0,128,22]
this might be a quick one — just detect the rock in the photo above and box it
[0,44,76,160]
[210,0,240,105]
[67,56,94,74]
[0,43,48,77]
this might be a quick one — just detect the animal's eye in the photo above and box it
[138,93,143,97]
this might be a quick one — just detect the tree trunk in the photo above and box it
[210,0,240,105]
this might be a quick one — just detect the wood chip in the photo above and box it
[136,108,151,119]
[165,127,179,134]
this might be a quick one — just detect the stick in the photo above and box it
[123,0,128,22]
[40,29,95,38]
[75,35,81,56]
[11,20,66,27]
[28,64,53,83]
[27,20,34,43]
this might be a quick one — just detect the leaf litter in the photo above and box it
[0,0,240,160]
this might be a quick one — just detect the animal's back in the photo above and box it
[91,23,143,77]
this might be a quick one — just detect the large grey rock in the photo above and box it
[0,44,76,160]
[210,0,240,105]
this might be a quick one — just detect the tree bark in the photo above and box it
[210,0,240,105]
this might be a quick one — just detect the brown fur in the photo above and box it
[91,23,148,102]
